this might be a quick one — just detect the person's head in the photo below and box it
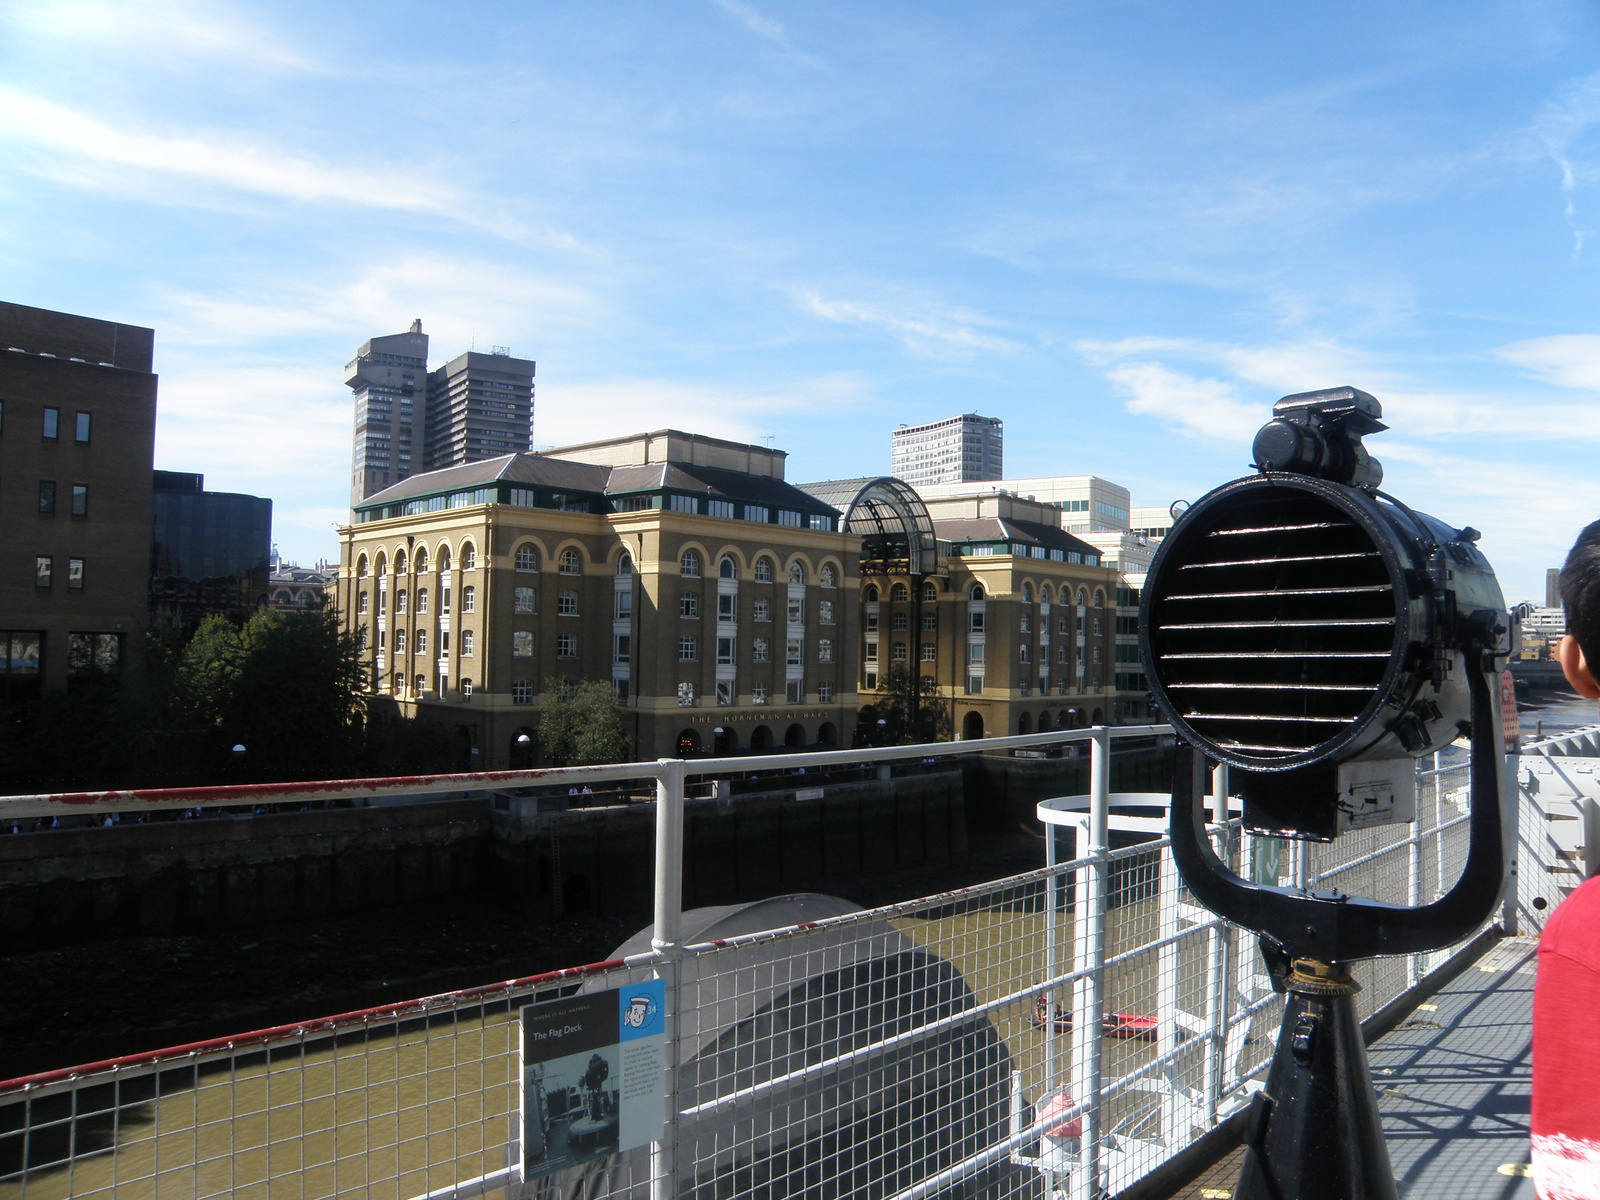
[1558,520,1600,698]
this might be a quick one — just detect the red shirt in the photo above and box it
[1534,874,1600,1198]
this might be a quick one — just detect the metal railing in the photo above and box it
[0,724,1523,1199]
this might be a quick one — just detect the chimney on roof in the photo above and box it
[410,319,422,333]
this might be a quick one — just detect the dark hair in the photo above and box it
[1560,519,1600,671]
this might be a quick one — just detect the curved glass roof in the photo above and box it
[799,477,942,577]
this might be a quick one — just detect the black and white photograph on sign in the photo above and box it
[524,1042,623,1174]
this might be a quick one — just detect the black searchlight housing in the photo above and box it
[1140,388,1507,841]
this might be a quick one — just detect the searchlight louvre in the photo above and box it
[1144,488,1403,764]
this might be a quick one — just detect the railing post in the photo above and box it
[1406,775,1423,987]
[1072,726,1110,1200]
[652,758,686,1200]
[1203,762,1228,1124]
[1501,741,1520,935]
[1044,806,1061,1116]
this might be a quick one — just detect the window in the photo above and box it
[821,564,837,588]
[74,412,90,443]
[717,636,734,665]
[378,628,386,651]
[378,586,387,614]
[967,675,983,695]
[515,545,539,571]
[820,600,835,625]
[753,636,770,662]
[819,639,834,663]
[67,633,120,680]
[1058,645,1069,664]
[440,631,450,652]
[786,639,801,666]
[461,629,474,656]
[462,678,474,698]
[892,613,908,631]
[745,505,769,524]
[786,680,802,703]
[396,589,407,614]
[553,632,576,657]
[35,556,51,589]
[515,586,537,614]
[968,643,985,665]
[787,597,803,623]
[753,597,771,622]
[778,511,802,528]
[922,612,937,631]
[969,584,985,601]
[922,582,938,602]
[513,680,535,704]
[891,583,909,602]
[1022,582,1034,603]
[67,558,83,591]
[462,586,476,613]
[1093,617,1102,636]
[71,485,87,517]
[754,559,773,582]
[556,589,577,615]
[560,548,581,574]
[670,495,698,514]
[416,588,429,614]
[752,683,768,704]
[394,629,406,654]
[818,682,833,703]
[708,500,734,520]
[865,641,879,663]
[394,550,406,574]
[415,629,427,655]
[614,633,630,663]
[891,642,907,661]
[680,551,700,576]
[415,548,427,573]
[921,642,937,661]
[718,554,737,579]
[358,591,368,614]
[42,407,58,439]
[615,588,633,619]
[356,626,368,651]
[513,631,533,656]
[716,680,733,705]
[1020,645,1031,664]
[1021,615,1031,633]
[788,562,804,585]
[38,481,55,514]
[969,611,985,634]
[865,585,879,603]
[718,594,736,622]
[677,682,695,707]
[680,592,699,619]
[1093,646,1102,664]
[357,556,369,578]
[864,670,878,690]
[442,587,451,614]
[616,552,632,574]
[865,610,879,633]
[460,544,476,569]
[680,635,697,661]
[1059,616,1070,635]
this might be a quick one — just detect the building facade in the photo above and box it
[425,350,536,472]
[916,475,1132,534]
[889,414,1003,488]
[338,431,860,766]
[0,301,158,699]
[149,470,273,633]
[345,322,429,503]
[268,553,333,612]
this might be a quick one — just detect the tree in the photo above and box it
[861,664,951,745]
[536,681,631,766]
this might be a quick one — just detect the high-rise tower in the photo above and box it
[424,349,536,471]
[344,321,429,503]
[889,413,1003,488]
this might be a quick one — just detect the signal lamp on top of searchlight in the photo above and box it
[1138,386,1509,1200]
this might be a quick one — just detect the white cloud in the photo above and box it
[9,0,324,73]
[1101,361,1261,444]
[709,0,789,45]
[797,289,1020,355]
[1495,334,1600,392]
[1529,72,1600,256]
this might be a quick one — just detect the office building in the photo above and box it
[339,430,856,766]
[915,475,1131,534]
[149,471,273,633]
[1548,567,1563,610]
[345,322,429,504]
[1130,504,1180,542]
[889,414,1003,488]
[0,301,158,698]
[425,349,536,473]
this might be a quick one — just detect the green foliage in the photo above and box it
[536,680,632,766]
[861,664,951,746]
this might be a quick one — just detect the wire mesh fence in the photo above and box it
[0,728,1526,1200]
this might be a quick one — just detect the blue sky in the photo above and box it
[2,1,1599,602]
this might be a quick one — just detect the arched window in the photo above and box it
[890,583,909,602]
[515,545,538,572]
[356,555,368,578]
[969,583,986,602]
[1040,583,1053,605]
[617,551,633,575]
[1093,588,1106,608]
[864,584,879,603]
[1076,587,1088,606]
[921,581,938,602]
[460,543,476,570]
[788,561,805,585]
[560,548,581,574]
[275,590,292,604]
[681,551,701,577]
[820,564,837,588]
[719,554,737,579]
[394,549,407,574]
[754,558,773,582]
[1021,582,1034,603]
[436,545,451,572]
[374,553,387,575]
